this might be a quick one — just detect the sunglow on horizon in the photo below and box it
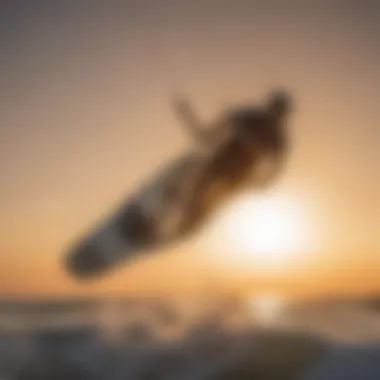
[198,191,319,273]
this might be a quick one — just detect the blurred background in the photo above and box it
[1,1,380,379]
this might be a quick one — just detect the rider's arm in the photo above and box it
[172,96,232,148]
[172,97,210,147]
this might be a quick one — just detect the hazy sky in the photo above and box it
[1,1,379,297]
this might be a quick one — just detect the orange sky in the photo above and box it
[0,2,379,298]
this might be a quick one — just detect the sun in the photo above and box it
[201,192,313,270]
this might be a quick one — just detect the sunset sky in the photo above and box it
[1,1,379,298]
